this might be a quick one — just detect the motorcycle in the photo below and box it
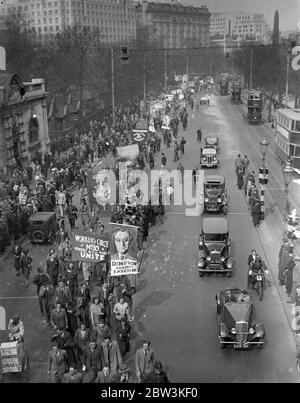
[247,266,269,301]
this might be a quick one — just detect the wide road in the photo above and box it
[0,92,299,383]
[130,94,299,383]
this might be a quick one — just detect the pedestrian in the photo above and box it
[173,142,178,162]
[143,361,170,384]
[79,200,89,231]
[12,242,23,277]
[66,302,80,337]
[62,366,83,383]
[135,340,155,383]
[64,262,78,302]
[32,266,51,317]
[55,279,72,308]
[90,297,105,329]
[100,335,123,378]
[278,240,293,285]
[242,155,250,175]
[116,318,131,361]
[51,327,77,368]
[46,249,60,287]
[82,340,103,383]
[74,322,91,366]
[40,283,55,327]
[180,137,186,155]
[161,153,167,168]
[95,363,115,383]
[234,154,243,176]
[48,345,68,383]
[192,166,198,184]
[115,363,136,383]
[20,249,32,287]
[50,302,69,330]
[197,128,202,142]
[284,253,296,301]
[56,188,66,218]
[65,201,78,231]
[236,168,244,190]
[251,197,261,227]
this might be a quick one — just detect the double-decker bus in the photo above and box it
[275,108,300,169]
[241,89,263,124]
[229,81,242,104]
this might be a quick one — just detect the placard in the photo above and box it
[72,231,109,262]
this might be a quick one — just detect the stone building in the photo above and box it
[135,1,211,49]
[0,72,50,174]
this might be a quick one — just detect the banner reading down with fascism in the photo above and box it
[72,231,109,262]
[110,223,138,276]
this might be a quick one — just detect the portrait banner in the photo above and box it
[132,129,148,143]
[72,230,109,262]
[110,223,139,276]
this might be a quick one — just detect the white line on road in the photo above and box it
[167,212,249,215]
[0,296,38,300]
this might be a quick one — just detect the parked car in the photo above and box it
[200,146,219,168]
[204,175,228,214]
[28,212,58,244]
[198,217,233,277]
[216,288,265,349]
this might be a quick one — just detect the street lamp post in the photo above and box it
[283,159,294,240]
[259,138,269,220]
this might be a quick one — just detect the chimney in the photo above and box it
[0,46,6,71]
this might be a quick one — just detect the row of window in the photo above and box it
[277,113,300,132]
[276,136,300,157]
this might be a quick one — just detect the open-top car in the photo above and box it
[216,288,265,349]
[204,175,228,214]
[28,212,58,244]
[205,136,219,151]
[198,217,233,277]
[200,146,219,168]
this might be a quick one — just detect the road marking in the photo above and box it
[0,296,38,300]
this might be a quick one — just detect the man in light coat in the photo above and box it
[135,340,155,382]
[100,335,122,378]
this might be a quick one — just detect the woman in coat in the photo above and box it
[115,318,131,360]
[90,297,105,329]
[236,168,244,190]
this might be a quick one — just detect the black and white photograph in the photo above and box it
[0,0,300,387]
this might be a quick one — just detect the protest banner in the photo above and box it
[72,230,109,262]
[117,144,140,161]
[132,129,148,143]
[110,223,139,276]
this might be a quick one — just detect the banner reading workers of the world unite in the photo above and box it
[72,231,109,262]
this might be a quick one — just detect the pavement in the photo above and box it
[1,92,300,382]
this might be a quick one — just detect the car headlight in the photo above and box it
[204,198,209,203]
[227,260,232,268]
[206,256,211,262]
[248,270,253,275]
[249,328,255,335]
[217,198,222,203]
[221,256,225,262]
[231,328,236,334]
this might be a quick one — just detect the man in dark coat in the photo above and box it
[143,361,170,384]
[65,202,78,230]
[82,340,103,383]
[180,137,186,155]
[278,241,293,285]
[251,197,261,227]
[32,266,51,317]
[284,253,296,300]
[51,327,77,368]
[66,303,80,337]
[46,249,59,286]
[12,243,23,277]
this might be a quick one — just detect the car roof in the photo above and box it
[205,175,224,184]
[28,212,56,221]
[205,136,218,140]
[202,217,228,233]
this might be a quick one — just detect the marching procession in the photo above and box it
[1,70,300,383]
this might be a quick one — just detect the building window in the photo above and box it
[29,115,39,144]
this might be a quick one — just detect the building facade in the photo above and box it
[0,73,50,174]
[210,12,269,44]
[0,0,137,45]
[135,1,211,49]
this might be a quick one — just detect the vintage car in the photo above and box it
[28,212,58,244]
[205,136,219,151]
[204,175,228,214]
[216,288,265,349]
[198,217,233,277]
[200,96,209,105]
[200,146,219,168]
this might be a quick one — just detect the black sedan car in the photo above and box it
[216,288,265,350]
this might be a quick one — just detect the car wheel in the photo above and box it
[199,271,204,277]
[257,339,264,349]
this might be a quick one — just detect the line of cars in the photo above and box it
[198,135,266,350]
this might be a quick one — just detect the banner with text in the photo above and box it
[72,231,109,262]
[110,223,138,276]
